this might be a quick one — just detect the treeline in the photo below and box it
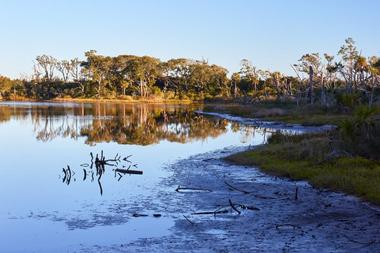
[0,38,379,105]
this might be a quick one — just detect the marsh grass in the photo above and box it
[227,129,380,205]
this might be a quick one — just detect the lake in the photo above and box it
[0,101,271,252]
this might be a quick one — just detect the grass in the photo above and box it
[204,102,353,126]
[226,132,380,205]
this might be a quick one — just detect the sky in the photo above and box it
[0,0,379,78]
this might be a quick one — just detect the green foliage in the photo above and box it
[227,131,380,205]
[335,92,362,109]
[1,37,379,104]
[338,106,380,159]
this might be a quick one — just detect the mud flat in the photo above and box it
[88,146,380,252]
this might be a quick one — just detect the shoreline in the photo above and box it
[0,97,200,105]
[123,147,380,251]
[196,109,380,206]
[213,112,380,206]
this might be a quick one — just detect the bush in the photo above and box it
[338,106,380,159]
[335,92,362,109]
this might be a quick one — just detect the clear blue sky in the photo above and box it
[0,0,379,78]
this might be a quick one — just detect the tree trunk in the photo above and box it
[321,72,326,106]
[234,81,237,98]
[309,66,314,104]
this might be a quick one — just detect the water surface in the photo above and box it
[0,101,272,252]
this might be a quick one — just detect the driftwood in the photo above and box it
[224,180,251,194]
[62,165,72,185]
[236,203,260,211]
[175,185,212,193]
[123,155,132,163]
[183,215,195,225]
[97,173,103,195]
[229,199,241,214]
[115,168,143,175]
[62,168,67,183]
[61,151,142,195]
[224,180,275,199]
[132,213,161,218]
[133,213,149,217]
[192,210,229,215]
[192,199,260,216]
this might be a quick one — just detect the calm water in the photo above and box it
[0,102,270,252]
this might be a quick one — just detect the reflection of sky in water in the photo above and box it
[0,102,268,252]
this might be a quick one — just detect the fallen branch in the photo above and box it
[115,168,143,175]
[224,180,251,194]
[236,204,260,211]
[133,213,148,217]
[62,168,67,183]
[183,215,195,225]
[192,209,229,215]
[224,180,275,199]
[229,199,241,215]
[175,185,212,193]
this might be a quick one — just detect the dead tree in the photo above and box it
[309,66,314,104]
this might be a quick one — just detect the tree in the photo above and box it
[56,60,71,82]
[0,76,14,98]
[35,55,58,81]
[162,58,193,94]
[125,56,161,97]
[296,53,324,104]
[367,57,380,106]
[240,59,259,94]
[231,72,241,98]
[337,37,359,92]
[81,50,113,97]
[69,58,82,81]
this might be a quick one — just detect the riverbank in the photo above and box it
[121,147,380,252]
[0,97,364,127]
[0,96,197,105]
[52,97,196,105]
[226,135,380,205]
[203,101,354,126]
[224,114,380,207]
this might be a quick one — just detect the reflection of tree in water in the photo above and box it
[0,103,230,145]
[1,103,292,146]
[0,106,11,122]
[0,105,30,122]
[80,109,229,145]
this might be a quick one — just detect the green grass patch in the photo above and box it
[226,135,380,205]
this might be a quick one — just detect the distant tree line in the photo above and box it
[0,38,379,106]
